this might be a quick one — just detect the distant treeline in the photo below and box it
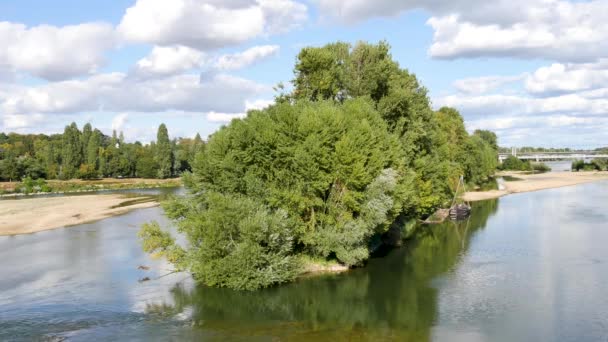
[499,147,608,153]
[0,124,204,181]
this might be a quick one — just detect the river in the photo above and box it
[1,182,608,341]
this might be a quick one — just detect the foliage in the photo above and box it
[0,123,202,181]
[140,41,499,290]
[572,159,606,172]
[78,163,99,180]
[499,156,532,171]
[156,124,173,179]
[531,163,551,173]
[17,177,52,194]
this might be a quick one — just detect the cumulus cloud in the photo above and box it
[453,74,526,94]
[316,0,536,25]
[118,0,307,50]
[215,45,280,71]
[436,92,608,119]
[427,0,608,62]
[317,0,608,63]
[2,113,46,130]
[1,72,269,116]
[132,45,206,78]
[0,22,116,81]
[525,61,608,96]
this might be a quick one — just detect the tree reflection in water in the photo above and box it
[146,200,499,341]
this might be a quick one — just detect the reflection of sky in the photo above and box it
[433,181,608,342]
[0,206,192,339]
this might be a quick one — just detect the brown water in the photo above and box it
[1,183,608,341]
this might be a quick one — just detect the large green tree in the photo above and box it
[60,123,83,179]
[155,124,173,179]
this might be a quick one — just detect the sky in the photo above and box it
[0,0,606,148]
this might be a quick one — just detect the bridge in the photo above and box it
[498,148,608,163]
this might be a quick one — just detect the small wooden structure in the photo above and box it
[449,176,471,221]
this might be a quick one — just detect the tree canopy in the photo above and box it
[0,123,204,181]
[140,41,499,290]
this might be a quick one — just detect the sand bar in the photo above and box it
[0,194,159,236]
[464,171,608,202]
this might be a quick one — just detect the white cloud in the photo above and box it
[205,98,274,123]
[245,99,274,110]
[215,45,280,71]
[118,0,306,50]
[317,0,608,63]
[111,113,129,131]
[133,45,205,78]
[427,1,608,62]
[436,92,608,119]
[525,61,608,96]
[2,113,46,129]
[0,22,116,81]
[1,72,269,116]
[206,112,247,122]
[316,0,536,25]
[454,74,526,94]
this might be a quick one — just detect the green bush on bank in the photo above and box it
[572,159,608,172]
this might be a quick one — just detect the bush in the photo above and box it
[78,164,99,180]
[18,177,52,194]
[572,159,603,172]
[499,155,531,171]
[532,163,551,173]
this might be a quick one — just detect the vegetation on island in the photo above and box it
[572,159,608,172]
[0,123,204,193]
[498,155,551,173]
[139,41,499,291]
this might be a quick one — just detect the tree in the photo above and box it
[474,130,499,151]
[86,129,102,168]
[141,99,416,290]
[60,123,83,179]
[155,123,173,179]
[81,123,92,157]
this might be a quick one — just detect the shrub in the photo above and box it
[78,164,99,180]
[532,163,551,173]
[18,177,52,194]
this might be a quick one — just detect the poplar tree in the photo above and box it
[61,122,82,179]
[155,123,173,179]
[86,129,102,168]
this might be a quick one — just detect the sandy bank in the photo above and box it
[0,194,159,236]
[463,171,608,202]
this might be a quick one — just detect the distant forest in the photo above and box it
[0,123,204,181]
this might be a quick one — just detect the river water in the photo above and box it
[1,183,608,341]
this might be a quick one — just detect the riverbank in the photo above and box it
[464,171,608,201]
[0,178,181,197]
[0,194,159,236]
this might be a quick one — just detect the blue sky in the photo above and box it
[0,0,606,148]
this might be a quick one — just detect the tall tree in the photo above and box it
[86,129,102,169]
[155,123,173,178]
[61,122,83,179]
[81,123,92,157]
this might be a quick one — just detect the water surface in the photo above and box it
[1,182,608,341]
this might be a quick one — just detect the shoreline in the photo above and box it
[0,194,159,236]
[0,178,181,198]
[464,171,608,202]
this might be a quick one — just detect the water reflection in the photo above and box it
[143,200,499,341]
[4,182,608,341]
